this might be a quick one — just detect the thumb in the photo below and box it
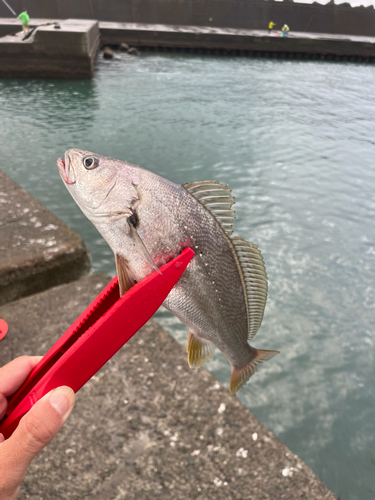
[0,387,75,494]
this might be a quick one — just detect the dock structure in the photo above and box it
[0,172,339,499]
[1,0,375,38]
[100,22,375,62]
[0,19,99,78]
[1,18,375,78]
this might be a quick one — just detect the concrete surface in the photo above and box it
[0,19,100,78]
[0,274,338,500]
[100,21,375,60]
[0,170,90,306]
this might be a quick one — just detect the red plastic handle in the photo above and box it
[0,319,8,340]
[0,249,194,439]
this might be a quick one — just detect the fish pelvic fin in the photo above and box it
[115,253,135,296]
[187,331,215,368]
[229,348,279,395]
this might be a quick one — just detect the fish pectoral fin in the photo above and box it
[229,348,279,395]
[128,223,161,275]
[115,253,135,296]
[186,331,215,368]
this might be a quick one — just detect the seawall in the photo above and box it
[100,22,375,61]
[2,17,375,74]
[1,0,375,37]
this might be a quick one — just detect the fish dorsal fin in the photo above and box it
[231,237,268,340]
[182,180,236,236]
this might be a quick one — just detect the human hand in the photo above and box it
[0,356,75,500]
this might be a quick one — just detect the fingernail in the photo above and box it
[49,387,75,417]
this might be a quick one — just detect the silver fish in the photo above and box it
[57,149,278,394]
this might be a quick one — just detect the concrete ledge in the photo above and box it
[0,19,100,78]
[0,170,91,305]
[0,275,337,499]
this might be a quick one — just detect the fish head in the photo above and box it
[57,148,141,225]
[57,148,161,285]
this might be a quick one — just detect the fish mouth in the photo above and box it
[57,154,76,185]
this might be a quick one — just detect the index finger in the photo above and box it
[0,356,43,398]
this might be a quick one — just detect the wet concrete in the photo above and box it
[0,274,338,500]
[0,170,90,305]
[0,19,100,78]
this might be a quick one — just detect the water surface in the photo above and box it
[1,53,375,499]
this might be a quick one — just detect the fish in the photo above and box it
[57,149,279,394]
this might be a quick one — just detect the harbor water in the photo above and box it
[1,53,375,500]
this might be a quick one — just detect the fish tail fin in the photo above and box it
[187,331,215,368]
[229,349,279,395]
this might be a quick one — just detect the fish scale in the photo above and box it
[57,149,278,394]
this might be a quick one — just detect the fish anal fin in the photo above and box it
[115,253,135,296]
[229,348,279,395]
[186,331,215,368]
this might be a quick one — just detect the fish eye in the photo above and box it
[83,156,99,170]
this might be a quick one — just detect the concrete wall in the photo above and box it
[1,0,375,37]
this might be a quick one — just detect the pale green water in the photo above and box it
[1,53,375,499]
